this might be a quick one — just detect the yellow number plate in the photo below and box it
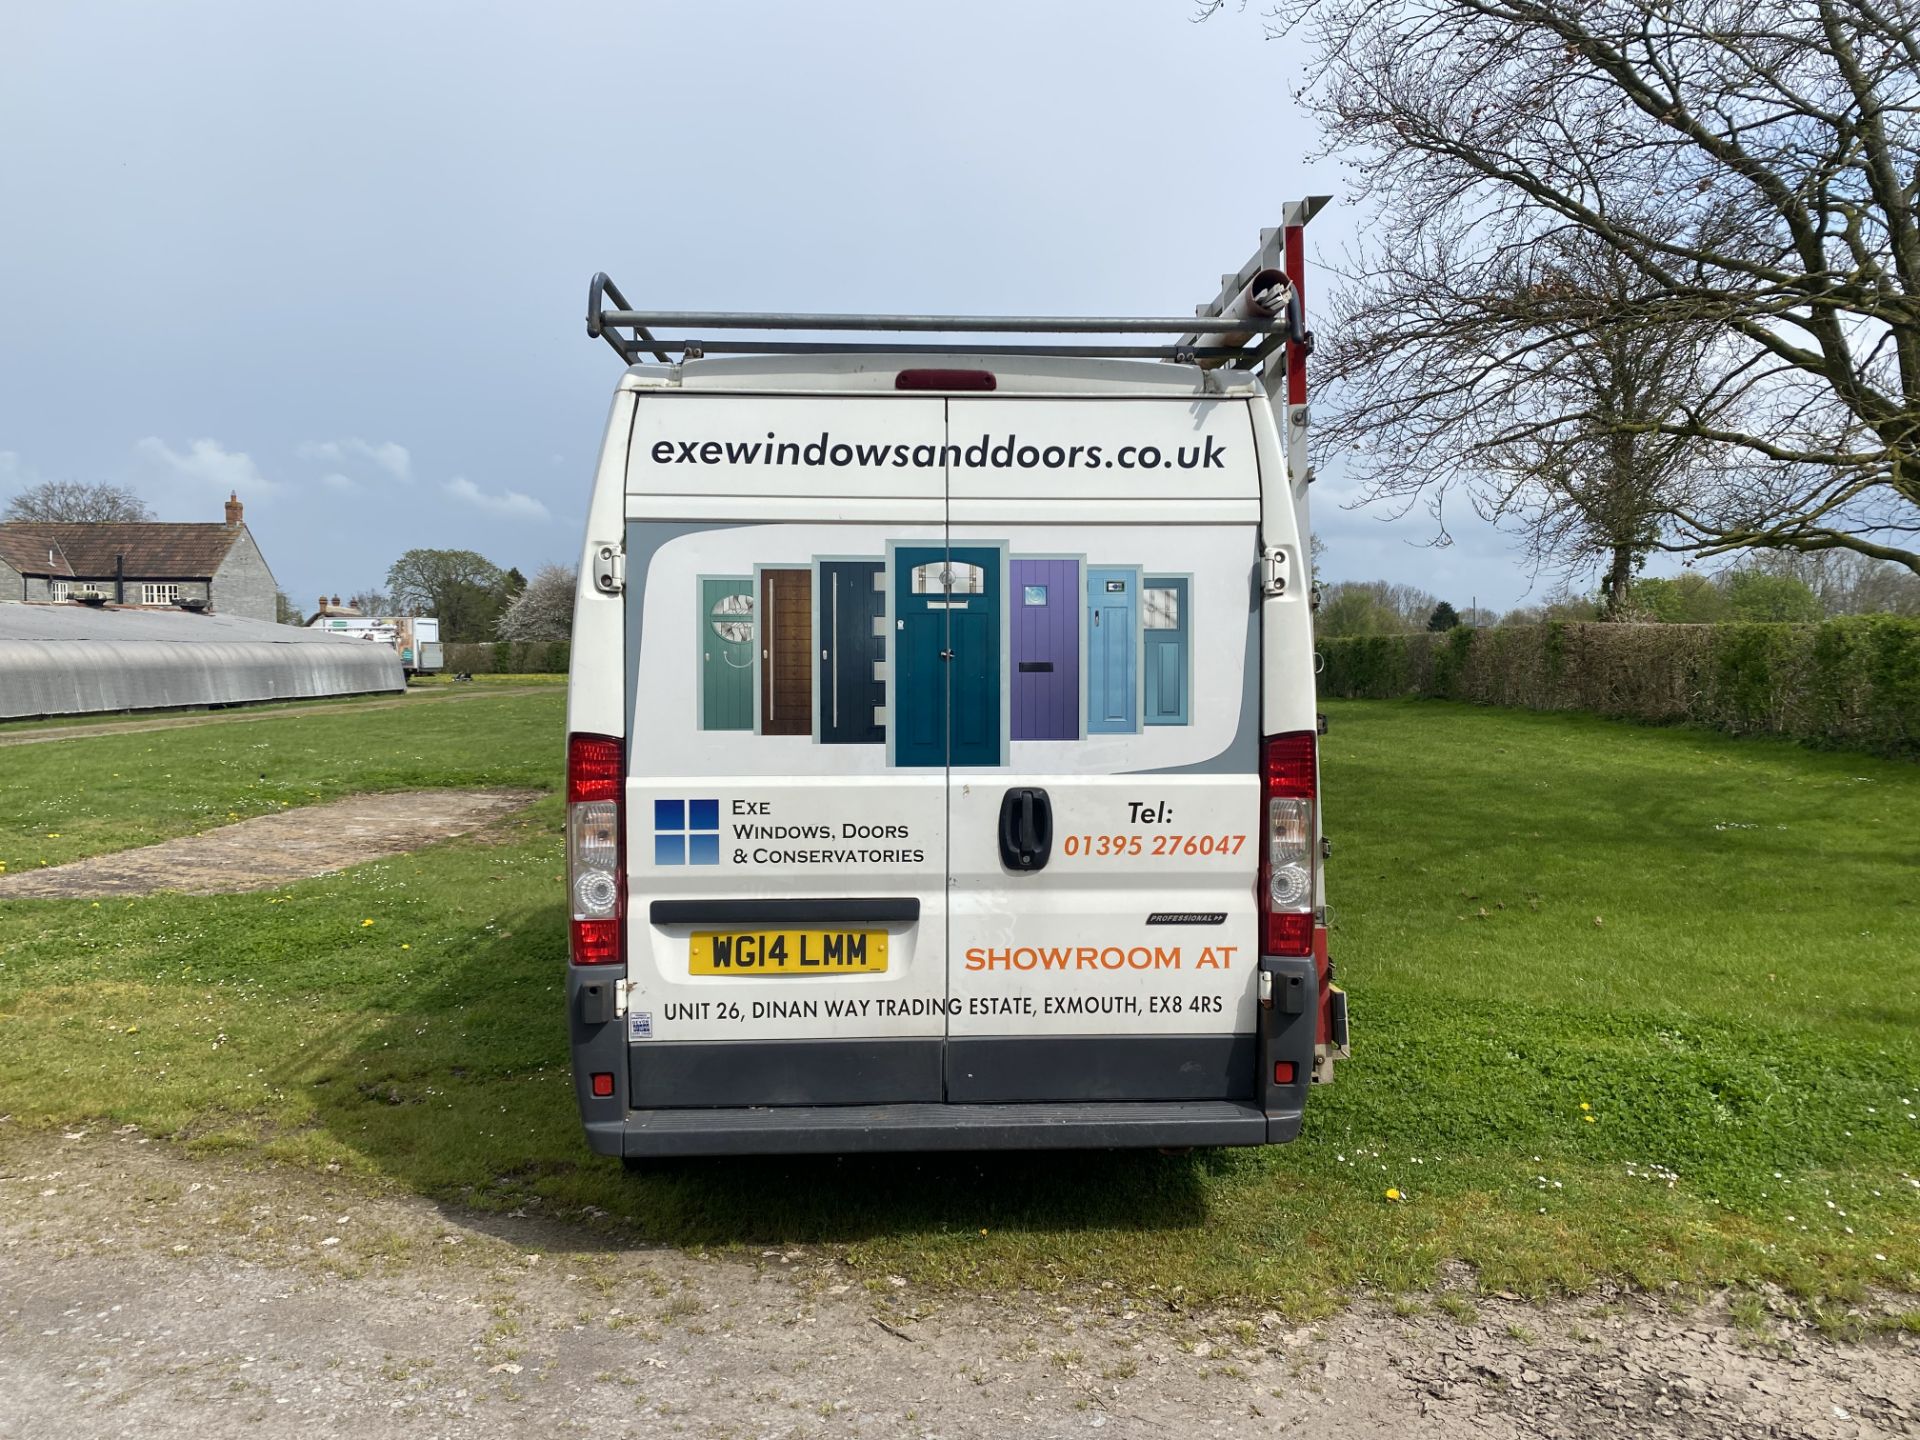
[688,929,888,976]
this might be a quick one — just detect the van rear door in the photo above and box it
[621,393,952,1109]
[942,396,1263,1102]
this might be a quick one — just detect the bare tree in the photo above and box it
[1325,226,1723,612]
[348,589,392,617]
[497,563,577,642]
[1729,547,1920,614]
[1213,0,1920,575]
[3,480,152,523]
[1315,579,1440,635]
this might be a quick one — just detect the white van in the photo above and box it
[566,226,1347,1157]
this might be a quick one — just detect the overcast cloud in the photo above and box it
[0,0,1584,613]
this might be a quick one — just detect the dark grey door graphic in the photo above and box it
[819,560,886,745]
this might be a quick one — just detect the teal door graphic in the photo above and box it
[1142,576,1190,725]
[698,576,755,731]
[894,546,1002,768]
[1086,566,1138,734]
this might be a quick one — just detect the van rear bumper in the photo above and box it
[584,1099,1296,1157]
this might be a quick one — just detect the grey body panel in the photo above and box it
[946,1036,1255,1103]
[631,1039,943,1108]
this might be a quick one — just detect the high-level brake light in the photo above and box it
[1261,730,1317,956]
[895,368,997,391]
[567,733,624,966]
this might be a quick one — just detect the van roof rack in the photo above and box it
[586,198,1330,373]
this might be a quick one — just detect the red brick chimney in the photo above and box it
[225,491,244,525]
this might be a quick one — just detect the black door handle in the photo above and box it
[997,787,1053,872]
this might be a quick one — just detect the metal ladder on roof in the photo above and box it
[585,197,1329,377]
[583,195,1330,539]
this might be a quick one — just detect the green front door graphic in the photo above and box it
[699,576,755,731]
[893,548,947,767]
[946,547,1001,767]
[894,546,1001,768]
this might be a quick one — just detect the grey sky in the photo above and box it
[2,0,1571,615]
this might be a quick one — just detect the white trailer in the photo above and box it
[309,613,443,674]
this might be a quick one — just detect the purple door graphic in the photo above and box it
[1011,558,1079,741]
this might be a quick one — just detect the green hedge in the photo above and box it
[442,640,571,674]
[1318,618,1920,759]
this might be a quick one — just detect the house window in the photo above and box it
[141,583,181,605]
[50,580,71,601]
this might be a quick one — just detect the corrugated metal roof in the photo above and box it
[0,603,405,718]
[0,522,247,578]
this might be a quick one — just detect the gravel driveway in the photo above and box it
[1,1128,1914,1439]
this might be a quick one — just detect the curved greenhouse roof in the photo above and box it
[0,603,405,719]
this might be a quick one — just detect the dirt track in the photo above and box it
[0,789,541,899]
[1,1129,1913,1439]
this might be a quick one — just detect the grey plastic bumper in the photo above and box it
[587,1099,1275,1157]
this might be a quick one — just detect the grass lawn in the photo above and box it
[0,690,560,870]
[0,694,1915,1317]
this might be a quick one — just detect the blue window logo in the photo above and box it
[655,798,720,866]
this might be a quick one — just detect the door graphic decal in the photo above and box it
[1010,558,1078,740]
[819,560,886,745]
[1143,576,1190,726]
[894,546,1002,767]
[758,567,813,736]
[698,576,754,731]
[1086,566,1139,734]
[695,546,1185,757]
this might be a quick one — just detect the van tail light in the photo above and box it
[567,733,625,966]
[1261,730,1317,956]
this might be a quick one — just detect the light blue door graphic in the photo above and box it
[894,546,1002,768]
[1142,576,1190,725]
[1086,566,1138,734]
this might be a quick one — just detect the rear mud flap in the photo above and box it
[1258,955,1317,1143]
[569,967,628,1156]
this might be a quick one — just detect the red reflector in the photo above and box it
[567,733,622,803]
[1265,911,1313,956]
[1273,1061,1296,1085]
[589,1071,615,1097]
[895,368,997,391]
[571,917,621,966]
[1264,730,1317,797]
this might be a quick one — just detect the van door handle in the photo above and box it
[997,787,1053,873]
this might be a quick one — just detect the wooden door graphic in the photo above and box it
[759,568,813,736]
[893,546,1002,768]
[819,560,886,745]
[1142,576,1190,725]
[1086,566,1139,734]
[698,576,755,731]
[1010,558,1078,740]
